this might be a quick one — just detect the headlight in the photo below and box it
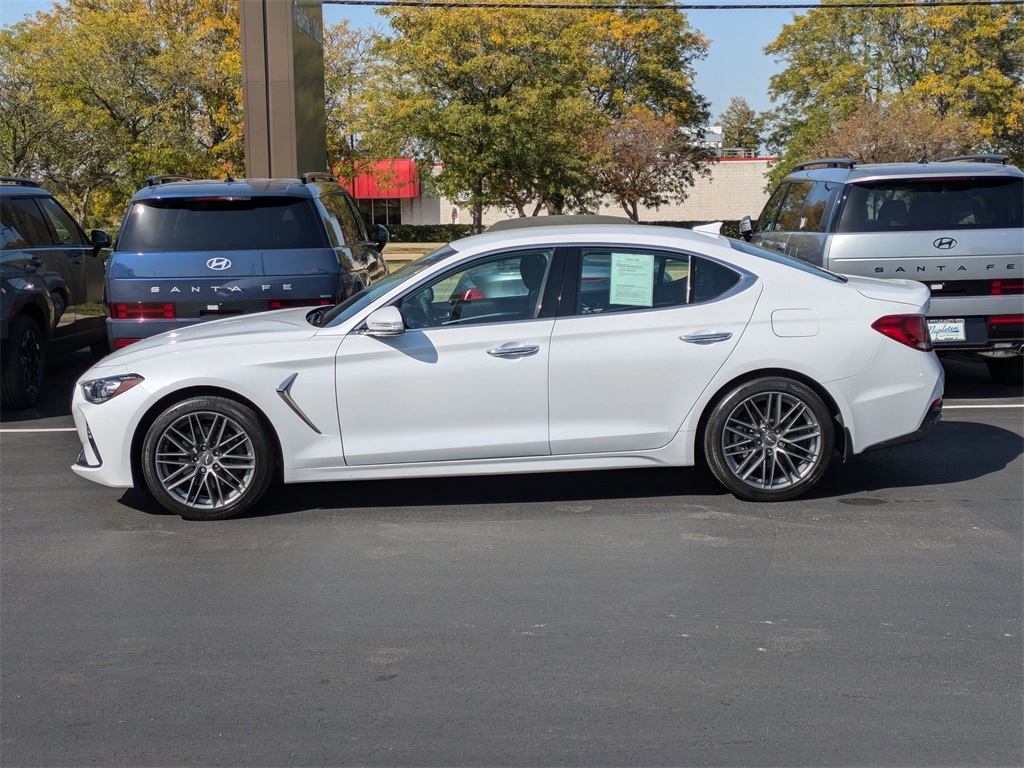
[81,374,145,404]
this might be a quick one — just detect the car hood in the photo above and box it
[845,275,931,309]
[99,308,319,365]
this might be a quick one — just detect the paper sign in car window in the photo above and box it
[609,252,654,307]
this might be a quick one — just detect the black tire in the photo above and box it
[987,358,1023,386]
[703,377,835,502]
[1,315,46,410]
[141,396,275,520]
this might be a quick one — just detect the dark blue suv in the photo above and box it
[1,178,110,409]
[106,173,388,349]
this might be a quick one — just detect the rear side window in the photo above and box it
[837,177,1023,232]
[774,181,813,232]
[1,197,56,248]
[117,196,326,252]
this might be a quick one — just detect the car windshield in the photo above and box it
[315,245,457,327]
[727,238,848,282]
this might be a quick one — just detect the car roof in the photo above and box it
[787,159,1024,184]
[129,176,343,201]
[488,214,636,232]
[0,178,53,197]
[450,223,726,253]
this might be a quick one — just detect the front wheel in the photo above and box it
[1,315,46,410]
[141,396,275,520]
[703,377,835,502]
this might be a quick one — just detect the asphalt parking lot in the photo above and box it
[1,353,1021,766]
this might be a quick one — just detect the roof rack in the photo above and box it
[0,177,40,188]
[792,158,856,171]
[299,172,338,184]
[145,174,192,186]
[937,154,1009,165]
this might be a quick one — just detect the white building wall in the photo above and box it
[405,158,772,228]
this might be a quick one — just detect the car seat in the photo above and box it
[518,253,548,317]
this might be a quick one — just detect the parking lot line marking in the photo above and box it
[944,404,1024,410]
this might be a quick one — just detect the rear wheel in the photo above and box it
[987,358,1023,386]
[141,396,274,520]
[1,315,46,410]
[704,377,835,502]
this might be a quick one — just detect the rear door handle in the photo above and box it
[681,332,733,344]
[487,345,540,358]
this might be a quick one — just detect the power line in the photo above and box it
[325,0,1024,9]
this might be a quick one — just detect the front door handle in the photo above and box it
[487,345,540,358]
[681,332,733,344]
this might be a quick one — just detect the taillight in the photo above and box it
[268,298,332,310]
[990,279,1023,295]
[457,287,485,301]
[114,339,141,348]
[109,302,176,320]
[989,315,1023,326]
[872,315,933,351]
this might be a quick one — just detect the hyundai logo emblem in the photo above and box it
[933,237,957,250]
[206,257,232,271]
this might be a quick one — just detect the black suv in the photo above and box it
[1,178,110,409]
[105,173,388,349]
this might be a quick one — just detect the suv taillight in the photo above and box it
[109,302,176,320]
[990,279,1023,296]
[872,315,933,351]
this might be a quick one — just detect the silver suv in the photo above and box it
[743,155,1023,384]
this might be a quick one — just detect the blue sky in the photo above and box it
[1,0,800,120]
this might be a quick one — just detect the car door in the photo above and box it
[1,196,71,335]
[335,247,562,465]
[36,196,105,341]
[548,245,760,455]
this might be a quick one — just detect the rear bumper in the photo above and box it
[863,398,942,452]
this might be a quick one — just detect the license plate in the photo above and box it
[927,318,966,342]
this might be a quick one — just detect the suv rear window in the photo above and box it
[837,177,1023,233]
[118,196,325,252]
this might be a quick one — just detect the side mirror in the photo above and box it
[362,305,404,337]
[375,224,389,252]
[90,229,112,252]
[739,216,753,242]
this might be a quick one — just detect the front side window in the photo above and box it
[0,198,55,248]
[38,197,88,246]
[398,248,555,329]
[757,184,789,232]
[117,196,326,252]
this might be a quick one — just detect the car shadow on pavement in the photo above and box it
[115,419,1020,520]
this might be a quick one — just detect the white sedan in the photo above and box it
[72,224,944,520]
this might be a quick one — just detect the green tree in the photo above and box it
[719,96,764,154]
[362,0,711,231]
[764,1,1024,185]
[0,0,243,227]
[324,20,377,183]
